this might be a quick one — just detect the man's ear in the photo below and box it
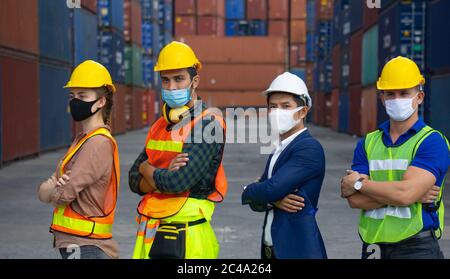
[417,90,425,105]
[192,75,200,90]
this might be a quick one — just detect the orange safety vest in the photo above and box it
[50,127,120,239]
[137,109,227,219]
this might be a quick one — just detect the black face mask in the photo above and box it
[69,98,101,122]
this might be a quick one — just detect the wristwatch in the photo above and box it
[354,177,365,191]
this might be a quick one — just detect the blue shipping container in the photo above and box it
[338,90,350,133]
[306,32,315,62]
[340,44,350,89]
[226,0,245,20]
[306,0,316,32]
[249,20,267,36]
[426,0,450,73]
[429,74,450,138]
[39,0,73,63]
[225,20,249,36]
[378,0,425,71]
[164,1,173,32]
[319,58,333,93]
[98,0,124,31]
[317,21,332,60]
[349,0,363,34]
[291,68,306,81]
[141,0,153,20]
[39,63,72,151]
[99,29,125,83]
[142,21,153,55]
[74,8,98,65]
[152,22,164,55]
[142,55,154,88]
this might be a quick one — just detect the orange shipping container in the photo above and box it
[131,87,145,130]
[177,36,287,64]
[175,0,196,15]
[197,90,267,108]
[332,44,341,89]
[268,0,288,20]
[312,92,325,126]
[197,16,224,36]
[290,44,306,66]
[268,20,288,37]
[199,64,285,91]
[247,0,268,20]
[316,0,333,20]
[124,0,142,45]
[361,85,378,135]
[0,0,38,54]
[290,20,306,44]
[197,0,225,17]
[175,16,196,37]
[291,0,307,19]
[81,0,97,14]
[111,83,128,135]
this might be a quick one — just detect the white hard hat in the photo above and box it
[263,72,312,108]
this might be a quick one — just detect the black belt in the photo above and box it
[410,230,435,240]
[160,218,207,227]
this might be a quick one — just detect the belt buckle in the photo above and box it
[264,246,273,259]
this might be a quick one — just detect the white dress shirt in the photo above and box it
[264,128,307,246]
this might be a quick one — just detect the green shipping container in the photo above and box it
[362,25,378,86]
[124,43,144,86]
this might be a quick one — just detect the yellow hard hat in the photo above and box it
[64,60,116,93]
[154,41,202,72]
[377,56,425,91]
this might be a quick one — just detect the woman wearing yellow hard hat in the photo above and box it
[128,41,228,259]
[37,60,121,259]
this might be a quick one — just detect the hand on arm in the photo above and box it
[274,193,305,213]
[37,174,58,203]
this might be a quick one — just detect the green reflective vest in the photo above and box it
[359,125,448,244]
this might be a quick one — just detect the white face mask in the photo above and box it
[384,93,419,122]
[269,106,304,135]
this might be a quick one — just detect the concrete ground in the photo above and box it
[0,117,449,259]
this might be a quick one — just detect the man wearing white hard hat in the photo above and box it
[242,72,327,259]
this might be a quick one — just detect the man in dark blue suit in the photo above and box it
[242,72,327,259]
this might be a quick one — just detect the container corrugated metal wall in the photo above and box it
[0,54,39,162]
[39,62,72,151]
[0,0,39,55]
[362,25,378,86]
[338,90,349,133]
[226,0,246,20]
[39,0,73,63]
[429,74,450,138]
[349,30,362,85]
[348,84,362,136]
[99,29,125,83]
[125,43,144,86]
[112,83,128,134]
[269,0,288,20]
[426,0,450,74]
[98,0,125,31]
[361,85,378,135]
[74,8,99,65]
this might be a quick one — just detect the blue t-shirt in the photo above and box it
[351,118,449,231]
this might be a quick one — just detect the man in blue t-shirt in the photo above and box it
[340,56,449,259]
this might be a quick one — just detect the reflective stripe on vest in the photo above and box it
[359,126,447,244]
[50,128,120,239]
[138,109,227,219]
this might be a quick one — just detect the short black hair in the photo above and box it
[187,67,197,80]
[267,92,306,107]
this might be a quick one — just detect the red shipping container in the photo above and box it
[178,36,287,64]
[332,44,341,89]
[247,0,267,20]
[291,0,307,19]
[316,0,333,21]
[349,84,363,136]
[131,87,145,130]
[290,45,306,67]
[175,16,196,37]
[361,85,378,135]
[81,0,97,14]
[142,89,156,126]
[197,90,266,108]
[111,83,128,135]
[290,20,306,44]
[0,0,38,54]
[324,93,331,127]
[197,0,225,17]
[312,92,325,126]
[124,0,142,45]
[1,53,39,162]
[197,16,219,36]
[268,20,288,37]
[199,64,285,91]
[363,2,379,31]
[330,89,339,130]
[269,0,288,20]
[175,0,196,15]
[350,30,363,85]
